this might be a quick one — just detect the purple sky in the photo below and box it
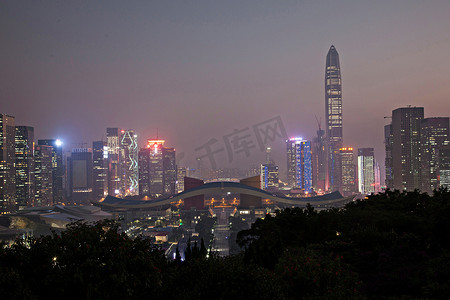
[1,1,450,177]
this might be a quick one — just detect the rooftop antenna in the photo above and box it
[157,128,159,139]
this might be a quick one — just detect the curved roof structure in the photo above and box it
[96,182,353,209]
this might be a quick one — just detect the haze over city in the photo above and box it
[2,0,450,172]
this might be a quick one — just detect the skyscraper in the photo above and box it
[384,124,394,189]
[106,128,121,196]
[390,107,424,191]
[119,129,139,196]
[261,146,279,190]
[357,148,375,195]
[260,164,279,190]
[68,148,93,205]
[92,141,109,201]
[420,117,449,193]
[162,147,176,195]
[312,124,326,192]
[286,138,312,193]
[38,139,65,204]
[138,147,151,196]
[34,145,53,207]
[438,146,450,189]
[15,126,35,209]
[338,147,356,196]
[0,114,16,214]
[325,45,343,192]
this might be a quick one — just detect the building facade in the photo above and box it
[106,128,121,196]
[38,139,64,204]
[15,126,35,209]
[138,139,176,198]
[390,107,424,191]
[260,163,279,190]
[438,146,450,189]
[338,147,356,196]
[34,145,53,207]
[384,124,394,190]
[287,138,312,193]
[68,148,93,205]
[119,129,139,196]
[162,147,176,195]
[357,148,375,195]
[420,117,449,193]
[92,141,109,201]
[0,114,16,214]
[325,45,343,192]
[312,126,326,192]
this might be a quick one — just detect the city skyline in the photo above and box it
[2,1,450,172]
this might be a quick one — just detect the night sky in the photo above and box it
[2,1,450,176]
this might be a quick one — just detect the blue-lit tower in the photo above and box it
[287,138,312,193]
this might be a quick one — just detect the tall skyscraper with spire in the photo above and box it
[325,45,343,191]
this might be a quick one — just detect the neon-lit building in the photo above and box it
[260,164,279,190]
[148,139,164,197]
[357,148,375,195]
[15,126,35,209]
[119,130,139,196]
[286,138,312,193]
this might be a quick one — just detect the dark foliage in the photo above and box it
[1,188,449,299]
[237,188,450,299]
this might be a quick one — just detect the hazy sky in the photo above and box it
[1,1,450,176]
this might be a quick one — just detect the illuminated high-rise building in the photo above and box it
[38,139,65,204]
[260,163,279,190]
[374,161,381,193]
[438,146,450,189]
[162,147,176,195]
[148,139,164,197]
[119,129,139,196]
[312,124,326,192]
[92,141,109,201]
[0,114,16,214]
[15,126,35,209]
[389,107,424,191]
[107,128,121,196]
[261,146,279,190]
[420,117,449,193]
[338,147,356,196]
[357,148,375,195]
[138,147,151,196]
[286,138,312,193]
[384,124,394,189]
[138,139,176,197]
[325,45,343,191]
[177,167,187,193]
[34,145,53,207]
[68,148,93,205]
